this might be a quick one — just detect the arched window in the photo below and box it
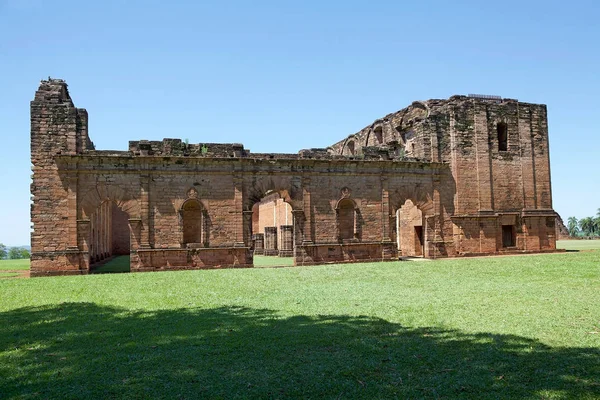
[497,122,508,151]
[347,140,355,156]
[374,126,383,144]
[182,199,203,245]
[337,198,357,240]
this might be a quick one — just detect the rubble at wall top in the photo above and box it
[33,78,74,106]
[34,79,542,163]
[120,139,415,161]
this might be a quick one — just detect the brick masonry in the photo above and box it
[30,81,558,276]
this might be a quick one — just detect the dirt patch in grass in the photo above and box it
[0,270,28,279]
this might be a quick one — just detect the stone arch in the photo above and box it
[87,199,132,266]
[340,136,357,156]
[363,124,384,147]
[393,117,405,141]
[180,197,208,247]
[363,128,372,147]
[80,183,140,220]
[395,199,424,257]
[246,175,302,258]
[80,183,140,268]
[335,196,360,241]
[390,183,434,216]
[410,101,430,120]
[390,184,435,257]
[373,125,384,144]
[245,175,302,211]
[334,196,358,211]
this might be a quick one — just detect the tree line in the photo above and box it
[567,208,600,238]
[0,244,30,260]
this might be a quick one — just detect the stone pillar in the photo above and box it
[202,210,210,247]
[242,210,253,248]
[77,220,90,252]
[381,175,395,259]
[99,203,104,258]
[519,103,537,209]
[233,175,245,247]
[302,176,313,244]
[140,174,150,248]
[474,106,494,212]
[279,225,293,257]
[96,211,100,261]
[103,202,109,258]
[430,174,442,258]
[252,233,264,255]
[103,201,109,258]
[128,219,142,251]
[381,176,391,242]
[264,227,278,256]
[292,209,306,264]
[77,219,91,270]
[108,202,113,256]
[91,212,97,262]
[353,208,359,239]
[67,173,78,249]
[128,219,142,271]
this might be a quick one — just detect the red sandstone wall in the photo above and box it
[31,81,556,275]
[111,202,130,255]
[309,174,383,243]
[256,197,292,249]
[30,80,85,275]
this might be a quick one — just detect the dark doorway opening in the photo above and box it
[414,226,424,256]
[90,201,131,273]
[502,225,515,247]
[497,122,508,151]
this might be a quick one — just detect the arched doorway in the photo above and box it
[336,198,359,241]
[89,200,131,271]
[396,199,424,257]
[250,191,294,266]
[181,198,206,247]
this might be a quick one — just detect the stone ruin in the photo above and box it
[30,79,558,276]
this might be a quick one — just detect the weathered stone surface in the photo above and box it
[30,80,558,276]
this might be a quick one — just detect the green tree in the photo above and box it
[8,247,29,259]
[594,217,600,238]
[0,243,6,259]
[567,217,579,237]
[579,217,594,237]
[19,248,30,259]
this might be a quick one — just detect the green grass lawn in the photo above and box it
[253,254,295,267]
[92,255,295,272]
[0,258,30,271]
[92,255,131,273]
[557,239,600,251]
[1,252,599,399]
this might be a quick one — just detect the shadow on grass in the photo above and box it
[1,304,599,399]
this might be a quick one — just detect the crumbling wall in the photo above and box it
[30,79,90,275]
[30,80,558,275]
[329,95,556,256]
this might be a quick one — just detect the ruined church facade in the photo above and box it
[30,79,557,276]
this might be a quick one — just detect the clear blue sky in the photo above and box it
[1,0,598,246]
